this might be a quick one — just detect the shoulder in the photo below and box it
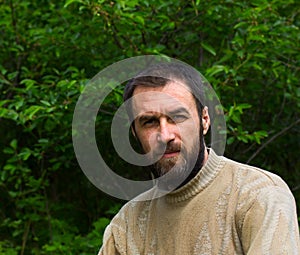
[222,156,291,192]
[222,157,297,228]
[101,187,157,251]
[213,156,296,213]
[109,187,158,227]
[220,157,296,216]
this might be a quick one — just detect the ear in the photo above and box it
[202,106,210,135]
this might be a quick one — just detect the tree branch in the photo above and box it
[292,184,300,192]
[247,118,300,164]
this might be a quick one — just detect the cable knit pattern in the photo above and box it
[99,150,300,255]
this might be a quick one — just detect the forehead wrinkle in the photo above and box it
[131,81,197,116]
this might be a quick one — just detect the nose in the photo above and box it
[157,119,176,144]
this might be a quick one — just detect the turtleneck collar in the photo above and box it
[165,149,225,203]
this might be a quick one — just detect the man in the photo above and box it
[98,63,300,254]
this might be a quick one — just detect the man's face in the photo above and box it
[131,81,210,180]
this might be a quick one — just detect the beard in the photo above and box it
[133,119,206,190]
[150,131,205,190]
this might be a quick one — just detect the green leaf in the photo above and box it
[3,147,15,154]
[4,164,17,171]
[234,21,248,29]
[296,88,300,97]
[24,105,43,120]
[10,139,17,150]
[40,100,51,107]
[227,136,235,145]
[64,0,83,8]
[205,65,228,77]
[236,103,252,113]
[201,42,216,56]
[19,149,32,161]
[20,79,37,90]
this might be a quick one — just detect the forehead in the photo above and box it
[131,81,196,115]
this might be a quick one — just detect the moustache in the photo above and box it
[154,143,183,157]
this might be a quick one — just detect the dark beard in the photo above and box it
[133,121,206,190]
[150,135,205,190]
[176,136,205,188]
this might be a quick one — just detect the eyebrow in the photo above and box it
[138,115,156,123]
[168,107,190,116]
[136,115,158,126]
[137,107,190,124]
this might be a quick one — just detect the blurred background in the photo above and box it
[0,0,299,254]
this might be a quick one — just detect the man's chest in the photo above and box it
[126,196,243,255]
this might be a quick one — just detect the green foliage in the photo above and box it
[41,217,110,254]
[0,0,299,253]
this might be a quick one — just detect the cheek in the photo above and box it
[179,120,199,136]
[136,130,157,153]
[178,121,200,146]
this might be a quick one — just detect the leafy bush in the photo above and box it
[0,0,299,254]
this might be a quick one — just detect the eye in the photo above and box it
[170,114,187,123]
[142,117,158,127]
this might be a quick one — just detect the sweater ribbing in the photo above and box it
[165,149,225,203]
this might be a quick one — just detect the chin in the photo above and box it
[157,155,187,177]
[158,157,178,173]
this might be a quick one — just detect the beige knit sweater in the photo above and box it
[99,150,300,254]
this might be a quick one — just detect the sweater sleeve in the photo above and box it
[240,185,300,254]
[98,224,121,255]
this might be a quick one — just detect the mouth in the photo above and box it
[161,150,180,158]
[153,145,182,160]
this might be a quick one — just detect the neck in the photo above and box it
[203,147,209,165]
[166,149,225,203]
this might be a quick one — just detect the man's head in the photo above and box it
[124,63,206,125]
[123,63,210,188]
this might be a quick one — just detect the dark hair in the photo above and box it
[123,62,206,123]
